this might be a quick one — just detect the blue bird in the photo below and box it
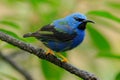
[23,12,94,62]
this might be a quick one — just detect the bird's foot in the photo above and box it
[61,58,68,63]
[46,49,54,55]
[57,53,68,63]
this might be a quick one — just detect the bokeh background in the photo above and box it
[0,0,120,80]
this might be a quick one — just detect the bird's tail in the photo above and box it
[23,32,40,38]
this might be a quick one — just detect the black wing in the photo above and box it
[40,24,77,42]
[23,24,77,42]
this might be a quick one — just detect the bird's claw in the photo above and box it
[61,58,68,63]
[46,49,54,55]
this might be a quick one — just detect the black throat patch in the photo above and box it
[78,22,87,30]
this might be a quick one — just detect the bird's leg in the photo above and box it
[46,49,54,55]
[46,49,68,62]
[57,53,68,62]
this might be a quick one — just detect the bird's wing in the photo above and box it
[39,23,77,42]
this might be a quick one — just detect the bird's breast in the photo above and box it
[70,30,85,49]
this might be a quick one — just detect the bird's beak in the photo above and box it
[83,19,95,24]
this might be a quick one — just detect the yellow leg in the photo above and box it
[57,53,68,62]
[46,49,54,55]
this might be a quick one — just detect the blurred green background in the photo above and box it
[0,0,120,80]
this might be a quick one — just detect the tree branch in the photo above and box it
[0,32,99,80]
[0,52,33,80]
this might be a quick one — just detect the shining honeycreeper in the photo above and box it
[23,13,94,62]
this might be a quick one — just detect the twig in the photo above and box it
[8,51,24,58]
[0,52,33,80]
[0,32,99,80]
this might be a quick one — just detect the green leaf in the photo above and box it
[29,0,40,11]
[0,29,22,40]
[41,60,64,80]
[87,25,111,51]
[0,20,20,29]
[0,72,18,80]
[4,44,18,48]
[97,51,120,59]
[87,11,120,23]
[107,2,120,10]
[60,52,68,57]
[115,72,120,80]
[23,38,36,43]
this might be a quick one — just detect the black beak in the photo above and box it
[83,19,95,24]
[78,19,95,30]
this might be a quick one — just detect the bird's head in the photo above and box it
[65,13,95,30]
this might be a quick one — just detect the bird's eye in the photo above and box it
[74,16,84,22]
